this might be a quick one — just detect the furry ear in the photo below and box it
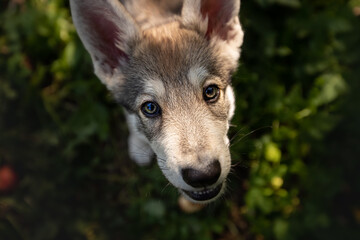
[70,0,139,91]
[182,0,244,68]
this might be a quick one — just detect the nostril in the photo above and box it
[181,160,221,188]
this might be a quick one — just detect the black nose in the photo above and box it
[181,160,221,188]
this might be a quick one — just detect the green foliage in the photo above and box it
[234,0,360,239]
[0,0,359,240]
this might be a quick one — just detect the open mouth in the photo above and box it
[182,183,223,202]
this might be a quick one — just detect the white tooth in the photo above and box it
[191,187,217,196]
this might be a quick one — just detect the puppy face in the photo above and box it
[118,25,236,202]
[70,0,243,203]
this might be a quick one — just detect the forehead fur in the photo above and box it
[135,22,217,84]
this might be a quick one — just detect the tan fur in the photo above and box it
[70,0,244,203]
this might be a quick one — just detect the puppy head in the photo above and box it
[70,0,243,203]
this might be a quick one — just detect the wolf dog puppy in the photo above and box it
[70,0,243,203]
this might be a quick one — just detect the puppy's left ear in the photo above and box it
[182,0,244,70]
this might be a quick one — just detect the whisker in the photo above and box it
[229,126,247,143]
[229,125,272,148]
[231,160,249,169]
[161,182,172,193]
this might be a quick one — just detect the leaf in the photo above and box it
[274,218,289,240]
[143,200,166,219]
[265,143,282,163]
[310,73,347,107]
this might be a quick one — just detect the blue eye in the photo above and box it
[141,101,161,117]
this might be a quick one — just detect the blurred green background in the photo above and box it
[0,0,359,239]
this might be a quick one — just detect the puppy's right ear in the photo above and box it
[70,0,139,91]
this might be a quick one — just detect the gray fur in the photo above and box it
[70,0,243,203]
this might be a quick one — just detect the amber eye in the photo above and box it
[203,85,220,102]
[141,101,161,117]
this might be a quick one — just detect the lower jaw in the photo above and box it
[182,183,224,202]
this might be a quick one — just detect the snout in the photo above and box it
[180,160,224,202]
